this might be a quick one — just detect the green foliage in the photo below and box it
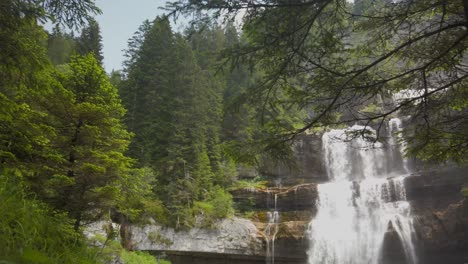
[119,17,240,228]
[229,178,268,190]
[0,175,98,263]
[47,26,76,65]
[192,186,234,226]
[462,187,468,198]
[76,18,104,64]
[148,231,173,246]
[241,211,256,219]
[0,2,179,264]
[121,251,159,264]
[36,54,136,228]
[209,187,234,218]
[361,103,382,114]
[168,0,468,165]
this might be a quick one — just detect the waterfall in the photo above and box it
[308,122,417,264]
[389,118,409,173]
[265,190,280,264]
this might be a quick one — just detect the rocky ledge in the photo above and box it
[121,216,309,264]
[394,166,468,264]
[126,217,263,256]
[84,167,467,264]
[230,183,318,211]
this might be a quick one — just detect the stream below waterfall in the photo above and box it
[308,121,418,264]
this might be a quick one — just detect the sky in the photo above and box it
[94,0,187,72]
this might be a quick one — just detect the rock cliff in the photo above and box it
[86,134,467,264]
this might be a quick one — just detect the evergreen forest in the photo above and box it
[1,0,467,263]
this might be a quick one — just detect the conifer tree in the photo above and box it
[46,54,133,229]
[76,19,104,64]
[120,17,233,226]
[47,26,76,66]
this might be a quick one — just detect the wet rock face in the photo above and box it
[404,166,468,263]
[381,226,408,264]
[274,221,310,259]
[412,199,468,263]
[84,167,468,264]
[231,183,318,212]
[164,252,306,264]
[229,184,315,263]
[404,167,467,201]
[260,134,328,185]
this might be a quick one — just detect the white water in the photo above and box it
[389,118,409,173]
[308,123,417,264]
[265,191,280,264]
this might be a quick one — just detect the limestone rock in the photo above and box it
[129,217,263,256]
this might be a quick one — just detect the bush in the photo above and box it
[192,186,234,227]
[210,186,234,218]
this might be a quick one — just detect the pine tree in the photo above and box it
[47,26,76,66]
[75,19,104,64]
[120,17,232,226]
[46,54,133,229]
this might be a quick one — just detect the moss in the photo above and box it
[255,211,269,223]
[240,211,312,222]
[276,221,309,239]
[121,250,171,264]
[242,211,256,219]
[233,196,256,213]
[462,187,468,198]
[228,178,269,191]
[361,103,383,114]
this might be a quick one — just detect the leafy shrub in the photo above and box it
[192,186,234,227]
[209,186,234,218]
[229,177,268,190]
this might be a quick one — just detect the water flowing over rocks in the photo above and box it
[86,131,467,264]
[405,167,468,263]
[307,125,418,264]
[231,183,318,211]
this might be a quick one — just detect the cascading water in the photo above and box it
[265,188,280,264]
[308,123,417,264]
[389,118,409,173]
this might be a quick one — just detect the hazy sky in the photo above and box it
[94,0,187,72]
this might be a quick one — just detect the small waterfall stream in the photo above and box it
[308,122,417,264]
[265,186,280,264]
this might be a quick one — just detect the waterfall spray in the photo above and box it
[307,124,417,264]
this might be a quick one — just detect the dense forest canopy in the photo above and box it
[0,0,467,262]
[167,0,468,164]
[0,0,274,261]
